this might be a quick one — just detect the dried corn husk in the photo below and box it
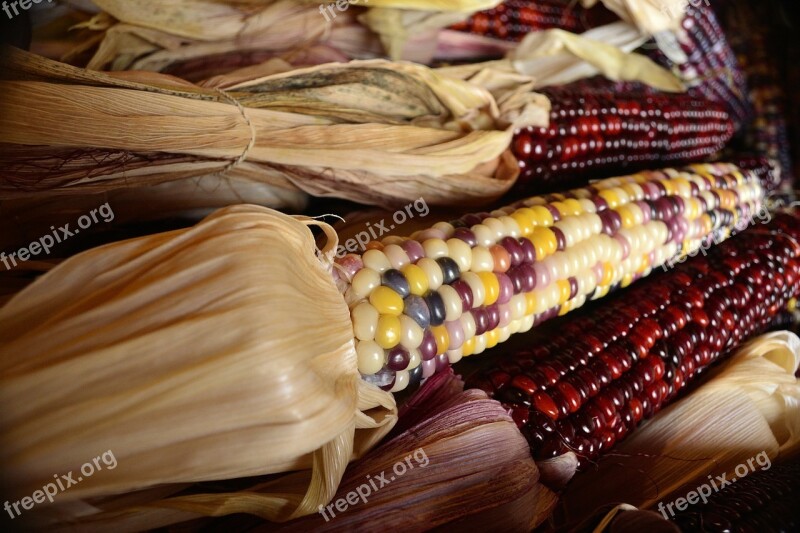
[0,47,543,208]
[273,369,558,532]
[558,331,800,524]
[0,175,308,251]
[0,204,397,526]
[582,0,685,34]
[438,22,684,93]
[76,0,377,75]
[66,0,499,76]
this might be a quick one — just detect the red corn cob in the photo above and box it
[512,78,735,190]
[670,455,800,531]
[449,0,616,41]
[467,212,800,467]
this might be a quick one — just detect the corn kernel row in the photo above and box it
[334,163,766,392]
[467,212,800,467]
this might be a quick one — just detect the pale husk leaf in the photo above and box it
[581,0,685,34]
[0,205,397,524]
[437,22,684,93]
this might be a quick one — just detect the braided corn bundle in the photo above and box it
[467,212,800,467]
[334,163,766,392]
[513,77,735,189]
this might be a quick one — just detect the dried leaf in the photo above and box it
[0,205,397,526]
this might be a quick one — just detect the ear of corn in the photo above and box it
[513,77,736,189]
[335,162,768,392]
[449,0,615,40]
[670,454,800,531]
[646,2,751,130]
[467,212,800,467]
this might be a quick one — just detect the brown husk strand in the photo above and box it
[0,47,542,208]
[0,205,396,527]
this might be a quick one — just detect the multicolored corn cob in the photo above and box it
[466,212,800,466]
[670,454,800,531]
[449,0,616,41]
[334,163,766,392]
[646,3,751,129]
[513,79,736,188]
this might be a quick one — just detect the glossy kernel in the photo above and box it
[369,286,404,315]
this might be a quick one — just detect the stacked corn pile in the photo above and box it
[467,212,800,467]
[334,163,766,392]
[512,77,735,188]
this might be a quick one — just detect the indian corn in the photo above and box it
[334,162,767,392]
[467,212,800,466]
[513,78,736,188]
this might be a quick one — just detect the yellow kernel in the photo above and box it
[530,205,554,227]
[562,198,583,216]
[525,291,538,315]
[601,262,614,286]
[616,205,635,229]
[598,189,620,209]
[551,201,569,218]
[558,279,571,305]
[431,325,450,355]
[478,272,500,306]
[531,227,557,259]
[402,264,429,296]
[462,337,475,357]
[485,328,499,349]
[375,314,401,349]
[369,286,403,315]
[511,209,535,236]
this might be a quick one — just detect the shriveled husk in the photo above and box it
[558,330,800,523]
[0,47,542,208]
[0,204,397,526]
[581,0,685,34]
[62,0,499,75]
[438,22,684,93]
